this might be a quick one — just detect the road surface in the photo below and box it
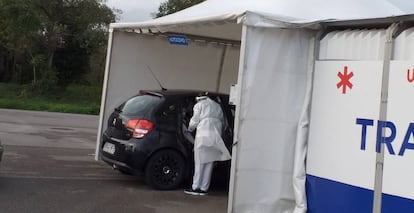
[0,109,228,213]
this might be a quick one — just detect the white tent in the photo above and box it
[95,0,404,212]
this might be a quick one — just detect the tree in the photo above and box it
[155,0,205,18]
[31,0,116,86]
[0,0,116,86]
[0,0,42,83]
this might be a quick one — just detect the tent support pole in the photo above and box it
[215,45,227,92]
[227,24,248,213]
[372,22,399,213]
[95,28,115,161]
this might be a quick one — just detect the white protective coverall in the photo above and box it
[188,96,231,191]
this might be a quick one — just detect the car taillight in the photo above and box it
[126,119,154,139]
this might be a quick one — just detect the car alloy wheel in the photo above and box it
[145,149,186,190]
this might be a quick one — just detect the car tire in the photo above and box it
[145,149,186,190]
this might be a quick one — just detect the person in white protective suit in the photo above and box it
[184,93,231,196]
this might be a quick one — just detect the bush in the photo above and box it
[0,83,101,115]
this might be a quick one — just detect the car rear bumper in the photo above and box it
[101,133,150,173]
[101,154,143,175]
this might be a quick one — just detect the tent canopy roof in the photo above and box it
[110,0,404,40]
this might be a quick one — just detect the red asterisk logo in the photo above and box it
[337,66,353,94]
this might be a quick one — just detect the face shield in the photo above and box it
[195,96,208,101]
[196,92,209,101]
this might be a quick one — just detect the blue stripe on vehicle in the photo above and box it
[382,193,414,213]
[306,174,373,213]
[306,174,414,212]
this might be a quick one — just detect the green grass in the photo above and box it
[0,83,102,115]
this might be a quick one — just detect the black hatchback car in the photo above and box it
[100,90,234,190]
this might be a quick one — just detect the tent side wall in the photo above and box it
[95,30,240,157]
[231,22,317,212]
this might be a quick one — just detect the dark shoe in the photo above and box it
[184,188,200,195]
[195,189,208,196]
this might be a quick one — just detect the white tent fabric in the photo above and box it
[111,0,402,38]
[232,19,316,212]
[97,1,405,213]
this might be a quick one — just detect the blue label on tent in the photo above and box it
[168,35,188,46]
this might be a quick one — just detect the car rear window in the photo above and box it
[120,95,162,115]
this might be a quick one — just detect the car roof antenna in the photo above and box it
[146,65,167,91]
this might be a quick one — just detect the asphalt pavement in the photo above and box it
[0,109,228,213]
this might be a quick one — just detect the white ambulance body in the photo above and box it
[307,24,414,212]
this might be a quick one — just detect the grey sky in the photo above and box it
[388,0,414,12]
[106,0,165,22]
[106,0,414,23]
